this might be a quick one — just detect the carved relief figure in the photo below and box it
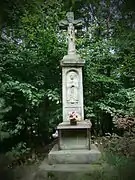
[59,12,83,55]
[67,23,76,54]
[67,71,79,104]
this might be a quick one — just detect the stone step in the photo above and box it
[48,144,101,164]
[32,161,113,180]
[40,161,103,172]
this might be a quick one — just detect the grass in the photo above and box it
[1,139,135,180]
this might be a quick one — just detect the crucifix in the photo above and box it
[59,12,83,55]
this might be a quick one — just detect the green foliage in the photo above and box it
[102,133,135,158]
[0,0,65,151]
[0,98,11,141]
[98,88,135,117]
[6,142,31,162]
[0,0,43,28]
[0,0,135,157]
[77,28,135,134]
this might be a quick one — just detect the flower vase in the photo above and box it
[70,118,77,125]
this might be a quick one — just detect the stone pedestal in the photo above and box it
[48,121,101,164]
[57,121,91,150]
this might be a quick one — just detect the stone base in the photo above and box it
[57,121,91,150]
[32,161,111,180]
[48,144,101,164]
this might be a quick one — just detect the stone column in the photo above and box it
[61,54,85,122]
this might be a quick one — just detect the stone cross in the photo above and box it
[59,12,82,55]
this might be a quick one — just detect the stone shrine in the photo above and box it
[48,12,101,164]
[59,12,85,121]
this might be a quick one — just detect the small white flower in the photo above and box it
[56,101,59,104]
[52,130,58,138]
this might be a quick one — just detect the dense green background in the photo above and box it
[0,0,135,155]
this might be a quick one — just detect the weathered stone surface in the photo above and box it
[26,158,116,180]
[48,144,101,164]
[40,161,101,172]
[59,13,85,122]
[57,121,91,150]
[57,121,92,129]
[61,54,85,67]
[62,67,84,122]
[32,161,114,180]
[59,12,83,56]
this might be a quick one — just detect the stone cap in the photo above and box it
[57,121,91,130]
[61,54,85,67]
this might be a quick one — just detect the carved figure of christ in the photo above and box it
[67,71,79,104]
[59,12,82,55]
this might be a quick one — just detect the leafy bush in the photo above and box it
[6,142,31,165]
[0,0,65,151]
[113,115,135,133]
[101,133,135,158]
[0,98,11,141]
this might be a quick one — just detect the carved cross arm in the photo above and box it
[59,20,68,29]
[74,19,84,29]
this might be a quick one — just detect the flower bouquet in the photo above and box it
[69,111,81,125]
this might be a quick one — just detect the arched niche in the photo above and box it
[66,70,79,104]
